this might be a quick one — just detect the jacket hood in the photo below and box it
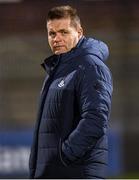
[42,36,109,72]
[77,37,109,62]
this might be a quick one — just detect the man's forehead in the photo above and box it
[47,18,72,30]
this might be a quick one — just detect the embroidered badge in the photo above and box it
[58,79,65,87]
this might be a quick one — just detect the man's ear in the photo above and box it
[78,26,83,38]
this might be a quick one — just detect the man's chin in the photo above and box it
[54,50,68,55]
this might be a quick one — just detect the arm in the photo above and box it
[62,61,113,164]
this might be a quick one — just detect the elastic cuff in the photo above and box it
[61,150,71,166]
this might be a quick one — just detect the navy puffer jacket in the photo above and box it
[29,37,113,179]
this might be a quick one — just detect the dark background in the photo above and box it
[0,0,139,178]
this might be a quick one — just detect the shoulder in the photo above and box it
[76,55,112,86]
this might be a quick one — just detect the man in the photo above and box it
[29,5,113,179]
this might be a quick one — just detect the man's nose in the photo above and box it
[54,33,62,42]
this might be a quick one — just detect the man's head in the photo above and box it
[46,5,83,55]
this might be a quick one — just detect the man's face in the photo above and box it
[47,18,83,55]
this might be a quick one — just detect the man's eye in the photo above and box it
[49,32,56,37]
[61,31,68,35]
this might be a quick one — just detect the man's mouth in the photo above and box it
[54,45,64,49]
[52,45,66,54]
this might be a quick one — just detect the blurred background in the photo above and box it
[0,0,139,178]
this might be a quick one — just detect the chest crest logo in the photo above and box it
[58,79,65,87]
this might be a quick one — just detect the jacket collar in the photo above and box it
[41,54,60,74]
